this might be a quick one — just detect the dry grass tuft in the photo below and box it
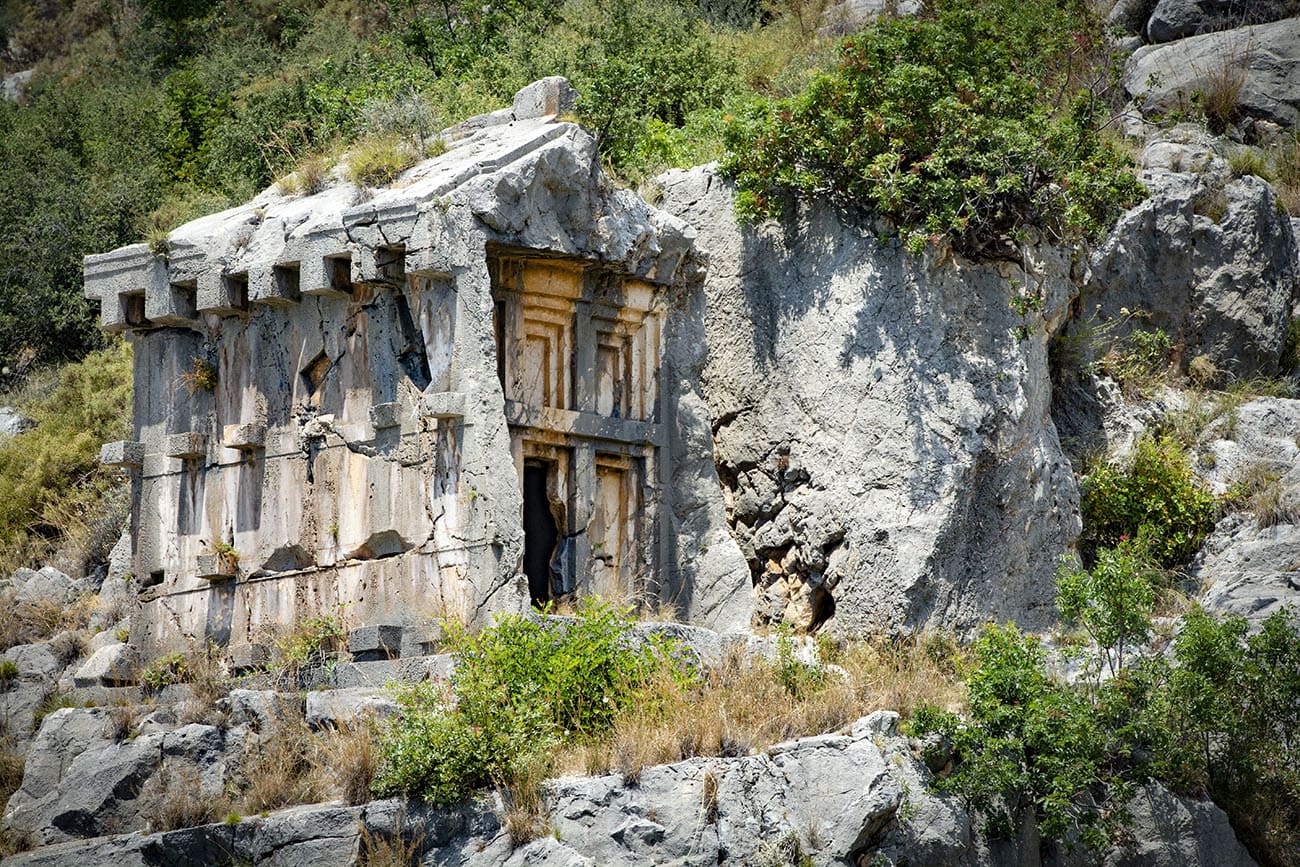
[0,736,24,811]
[358,818,425,867]
[139,765,229,833]
[276,153,334,196]
[317,721,378,806]
[234,709,325,814]
[557,634,966,780]
[104,702,140,741]
[499,750,551,847]
[0,592,97,655]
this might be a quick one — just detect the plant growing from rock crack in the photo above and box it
[1056,540,1158,681]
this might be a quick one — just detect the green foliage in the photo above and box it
[275,611,346,672]
[0,658,17,688]
[910,624,1117,845]
[1098,327,1172,396]
[346,134,419,187]
[1079,434,1218,568]
[141,652,190,691]
[1145,608,1300,863]
[373,600,691,806]
[0,342,132,571]
[721,0,1143,258]
[1057,541,1158,679]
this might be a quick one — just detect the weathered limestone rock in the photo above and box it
[72,642,139,687]
[2,714,1256,865]
[304,687,400,729]
[818,0,922,36]
[1075,130,1298,380]
[224,688,297,731]
[0,404,32,436]
[13,565,73,605]
[658,166,1081,635]
[1190,397,1300,626]
[1147,0,1296,44]
[1125,18,1300,128]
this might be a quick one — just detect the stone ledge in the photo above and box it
[100,441,144,468]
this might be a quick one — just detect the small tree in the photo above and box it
[1057,540,1158,681]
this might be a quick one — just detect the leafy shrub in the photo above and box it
[1097,327,1172,397]
[722,0,1143,257]
[373,600,688,806]
[141,652,189,692]
[1079,434,1218,568]
[1146,608,1300,864]
[910,624,1118,845]
[1057,541,1158,679]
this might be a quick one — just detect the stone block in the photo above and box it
[163,432,208,460]
[100,441,144,469]
[248,261,301,306]
[228,643,270,671]
[369,402,403,431]
[512,75,577,120]
[222,423,266,451]
[347,624,402,661]
[305,687,401,729]
[301,252,352,297]
[422,391,468,420]
[196,552,236,581]
[145,281,198,327]
[196,271,248,315]
[73,642,139,687]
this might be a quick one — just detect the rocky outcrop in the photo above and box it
[658,166,1081,636]
[1146,0,1298,44]
[1077,129,1297,378]
[1125,18,1300,128]
[1191,397,1300,626]
[2,712,1254,866]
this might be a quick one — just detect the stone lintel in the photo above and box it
[197,270,249,316]
[301,239,353,296]
[100,440,145,468]
[223,423,267,451]
[504,400,660,446]
[163,432,209,460]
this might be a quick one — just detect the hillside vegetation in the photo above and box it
[0,0,1139,373]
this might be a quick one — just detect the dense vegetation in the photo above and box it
[0,0,1143,373]
[721,0,1143,256]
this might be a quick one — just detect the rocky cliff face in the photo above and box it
[659,168,1081,637]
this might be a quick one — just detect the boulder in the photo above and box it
[1107,0,1158,37]
[1075,129,1298,380]
[818,0,922,36]
[4,643,62,682]
[658,165,1081,636]
[1193,515,1300,627]
[224,688,298,731]
[72,642,139,687]
[1103,781,1258,866]
[0,405,32,436]
[1126,18,1300,128]
[1147,0,1296,44]
[14,566,74,605]
[304,687,401,729]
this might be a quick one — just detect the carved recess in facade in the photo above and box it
[491,251,664,605]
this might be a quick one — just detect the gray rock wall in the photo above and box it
[658,167,1081,637]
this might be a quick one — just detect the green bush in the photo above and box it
[1057,541,1158,680]
[1079,434,1218,568]
[721,0,1143,257]
[1146,608,1300,864]
[910,624,1118,845]
[141,651,189,691]
[372,600,689,806]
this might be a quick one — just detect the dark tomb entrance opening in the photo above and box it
[523,461,559,605]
